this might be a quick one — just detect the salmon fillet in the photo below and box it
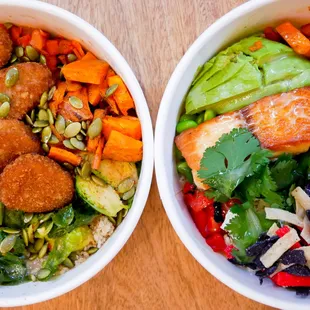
[175,87,310,189]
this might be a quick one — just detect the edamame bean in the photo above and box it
[196,113,204,125]
[179,114,196,122]
[176,120,197,134]
[204,110,216,121]
[176,161,193,183]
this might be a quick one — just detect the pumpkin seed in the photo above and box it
[2,227,20,234]
[4,22,13,29]
[76,133,84,141]
[81,161,91,179]
[69,251,79,261]
[22,229,28,247]
[31,109,36,121]
[116,210,123,227]
[117,178,135,194]
[47,109,54,125]
[49,134,59,144]
[42,143,49,153]
[91,175,106,186]
[36,221,53,237]
[63,257,74,268]
[27,225,34,244]
[105,84,118,97]
[0,202,4,226]
[38,109,48,121]
[40,54,46,65]
[87,247,98,255]
[63,163,74,170]
[20,56,30,63]
[25,45,39,61]
[5,68,19,88]
[0,93,10,103]
[38,243,48,258]
[34,120,49,127]
[65,119,72,127]
[39,213,52,223]
[0,102,10,118]
[63,139,75,150]
[67,53,77,63]
[24,213,33,224]
[37,268,51,280]
[28,245,37,253]
[69,96,83,109]
[0,235,17,253]
[81,121,87,130]
[122,187,135,201]
[55,115,65,134]
[10,55,17,64]
[32,127,42,134]
[25,114,33,126]
[87,118,102,139]
[75,167,81,176]
[30,274,36,281]
[29,255,37,262]
[48,86,56,101]
[70,137,85,151]
[80,129,87,136]
[107,216,116,225]
[34,238,44,252]
[15,46,24,58]
[41,126,52,143]
[64,122,81,138]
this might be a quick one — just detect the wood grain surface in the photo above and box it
[6,1,274,309]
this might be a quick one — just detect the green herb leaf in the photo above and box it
[52,204,74,228]
[3,209,25,229]
[0,253,27,284]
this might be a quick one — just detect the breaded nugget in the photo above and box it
[0,119,40,171]
[0,27,12,68]
[0,63,54,119]
[0,154,74,213]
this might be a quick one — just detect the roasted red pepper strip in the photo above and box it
[271,272,310,287]
[206,233,226,252]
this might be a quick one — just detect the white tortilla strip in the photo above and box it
[265,208,304,228]
[301,216,310,244]
[267,223,279,237]
[292,187,310,211]
[260,228,300,268]
[296,200,306,219]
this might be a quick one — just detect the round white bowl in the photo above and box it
[155,0,310,309]
[0,0,153,307]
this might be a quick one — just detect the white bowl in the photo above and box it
[0,0,153,307]
[155,0,310,308]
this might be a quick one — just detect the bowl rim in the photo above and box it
[155,0,305,308]
[0,0,153,306]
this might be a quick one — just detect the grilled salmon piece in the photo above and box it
[242,87,310,154]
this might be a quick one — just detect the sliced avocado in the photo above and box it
[92,159,138,188]
[76,176,125,217]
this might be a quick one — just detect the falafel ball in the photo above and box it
[0,119,40,172]
[0,26,13,68]
[0,154,74,213]
[0,63,54,119]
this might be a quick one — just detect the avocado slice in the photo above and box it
[92,159,138,189]
[76,176,125,217]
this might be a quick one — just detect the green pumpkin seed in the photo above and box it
[28,245,37,253]
[40,54,46,65]
[31,109,36,121]
[63,163,74,170]
[117,178,135,194]
[39,213,52,223]
[5,68,19,88]
[2,227,20,234]
[25,114,33,126]
[0,235,17,253]
[91,175,106,187]
[70,137,85,151]
[49,134,59,144]
[39,92,48,109]
[122,187,135,201]
[36,221,53,237]
[38,243,48,258]
[22,229,28,247]
[63,139,75,150]
[87,118,102,139]
[38,109,48,121]
[10,54,17,64]
[37,268,51,280]
[24,213,33,224]
[0,93,10,103]
[81,121,87,130]
[20,56,30,63]
[15,46,24,58]
[55,115,65,134]
[67,53,77,63]
[69,251,79,261]
[65,119,72,127]
[80,129,87,136]
[47,109,54,125]
[34,238,44,252]
[27,225,34,244]
[0,202,4,226]
[69,96,83,109]
[107,216,116,225]
[0,102,10,118]
[42,143,49,153]
[32,127,42,134]
[41,126,52,143]
[105,84,118,97]
[4,22,13,29]
[63,257,74,268]
[25,46,39,61]
[116,210,123,227]
[81,161,91,179]
[34,120,49,128]
[87,247,98,255]
[48,86,56,101]
[29,255,37,262]
[75,167,81,176]
[64,122,81,138]
[76,133,84,141]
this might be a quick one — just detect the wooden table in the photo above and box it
[9,1,274,309]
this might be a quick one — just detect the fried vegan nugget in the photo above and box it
[0,26,13,68]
